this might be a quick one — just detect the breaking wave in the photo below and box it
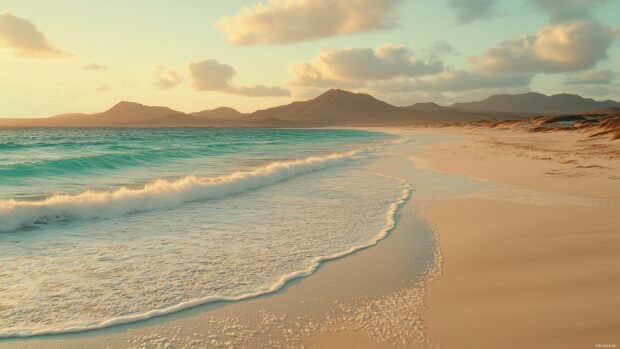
[0,146,382,232]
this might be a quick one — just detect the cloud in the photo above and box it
[288,42,532,101]
[289,63,364,89]
[532,0,607,22]
[288,43,530,98]
[151,65,183,90]
[0,12,71,59]
[448,0,499,23]
[187,59,234,91]
[424,40,456,59]
[83,63,106,70]
[187,59,290,97]
[369,70,531,93]
[290,44,443,89]
[316,45,443,80]
[565,69,617,84]
[216,0,400,45]
[472,19,617,74]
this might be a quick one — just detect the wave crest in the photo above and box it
[0,148,370,232]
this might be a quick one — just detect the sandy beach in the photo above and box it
[416,128,620,349]
[3,1,620,347]
[2,127,619,349]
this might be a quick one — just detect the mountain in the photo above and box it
[190,107,247,126]
[244,89,497,125]
[191,107,245,120]
[0,102,195,127]
[452,92,620,115]
[246,89,413,125]
[93,101,189,123]
[2,89,612,128]
[405,102,447,113]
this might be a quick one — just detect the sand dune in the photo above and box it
[461,108,620,141]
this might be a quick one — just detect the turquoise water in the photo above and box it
[0,128,409,337]
[0,128,390,199]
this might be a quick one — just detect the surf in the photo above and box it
[0,175,411,339]
[0,147,374,232]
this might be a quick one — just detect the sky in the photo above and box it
[1,0,619,117]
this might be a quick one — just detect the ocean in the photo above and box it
[0,128,410,337]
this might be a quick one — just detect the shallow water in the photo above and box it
[0,128,409,337]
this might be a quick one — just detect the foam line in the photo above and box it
[0,138,406,233]
[0,179,411,339]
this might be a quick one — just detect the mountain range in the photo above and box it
[452,92,620,115]
[1,89,618,127]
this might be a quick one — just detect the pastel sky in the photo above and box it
[1,0,619,117]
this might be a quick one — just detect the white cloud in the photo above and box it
[288,43,534,99]
[472,19,617,74]
[151,65,183,90]
[316,45,443,80]
[188,59,290,97]
[290,44,443,89]
[448,0,499,24]
[0,12,71,59]
[187,59,234,91]
[289,62,363,88]
[216,0,400,45]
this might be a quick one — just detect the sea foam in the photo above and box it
[0,143,392,232]
[0,168,410,338]
[0,132,412,338]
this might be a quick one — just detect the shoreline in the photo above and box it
[2,126,618,348]
[0,131,409,340]
[0,130,444,347]
[0,177,412,341]
[1,129,450,348]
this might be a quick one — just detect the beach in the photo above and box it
[1,126,619,349]
[3,0,620,347]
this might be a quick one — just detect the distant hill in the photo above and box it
[404,102,447,113]
[247,89,499,125]
[92,101,189,124]
[1,89,614,127]
[48,101,193,126]
[403,101,513,121]
[191,107,245,120]
[190,107,247,126]
[246,89,413,125]
[452,92,620,115]
[0,102,195,127]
